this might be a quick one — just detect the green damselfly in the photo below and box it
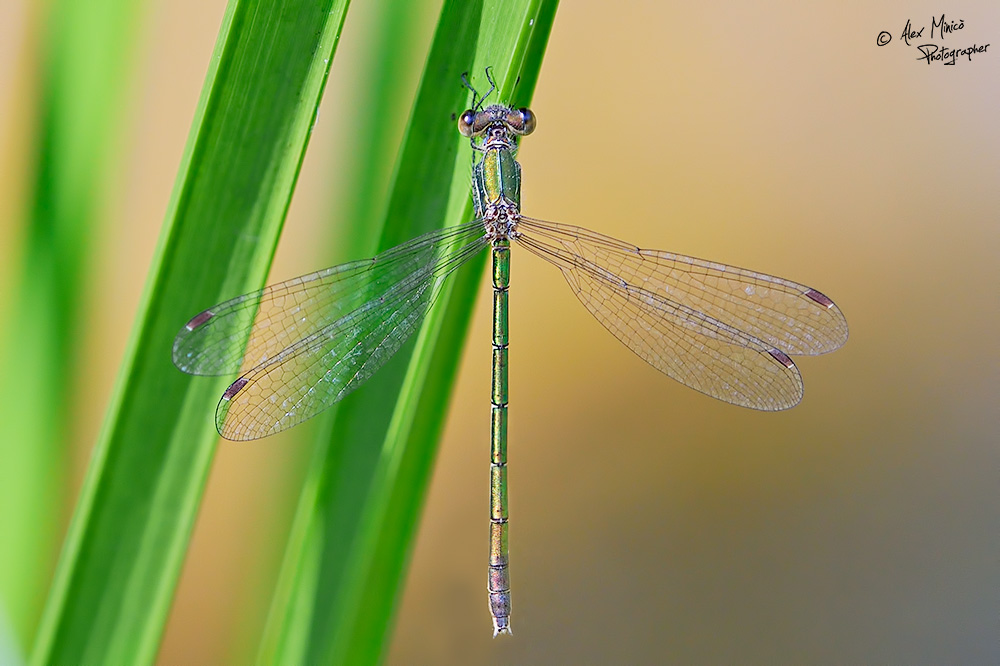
[173,78,848,636]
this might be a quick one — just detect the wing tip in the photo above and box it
[221,376,248,401]
[215,377,249,440]
[803,288,834,309]
[766,348,795,369]
[173,309,215,372]
[184,309,215,331]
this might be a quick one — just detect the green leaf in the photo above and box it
[257,1,559,663]
[0,0,146,653]
[30,1,351,663]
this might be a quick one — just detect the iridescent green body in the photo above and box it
[472,148,521,215]
[488,238,511,635]
[463,104,529,636]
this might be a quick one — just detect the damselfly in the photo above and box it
[173,77,848,636]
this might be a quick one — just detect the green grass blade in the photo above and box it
[258,1,559,663]
[221,3,435,662]
[0,0,146,654]
[29,1,351,663]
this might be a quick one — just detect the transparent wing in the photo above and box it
[173,221,488,440]
[516,217,849,410]
[173,221,486,376]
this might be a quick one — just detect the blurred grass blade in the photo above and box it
[0,0,145,654]
[327,0,439,263]
[258,1,559,663]
[30,0,351,664]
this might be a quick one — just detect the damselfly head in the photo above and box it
[458,105,536,138]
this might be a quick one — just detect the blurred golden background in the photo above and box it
[2,0,998,664]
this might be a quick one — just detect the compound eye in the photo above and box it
[458,109,478,137]
[506,107,536,135]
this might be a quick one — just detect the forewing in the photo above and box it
[518,218,848,356]
[173,221,486,376]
